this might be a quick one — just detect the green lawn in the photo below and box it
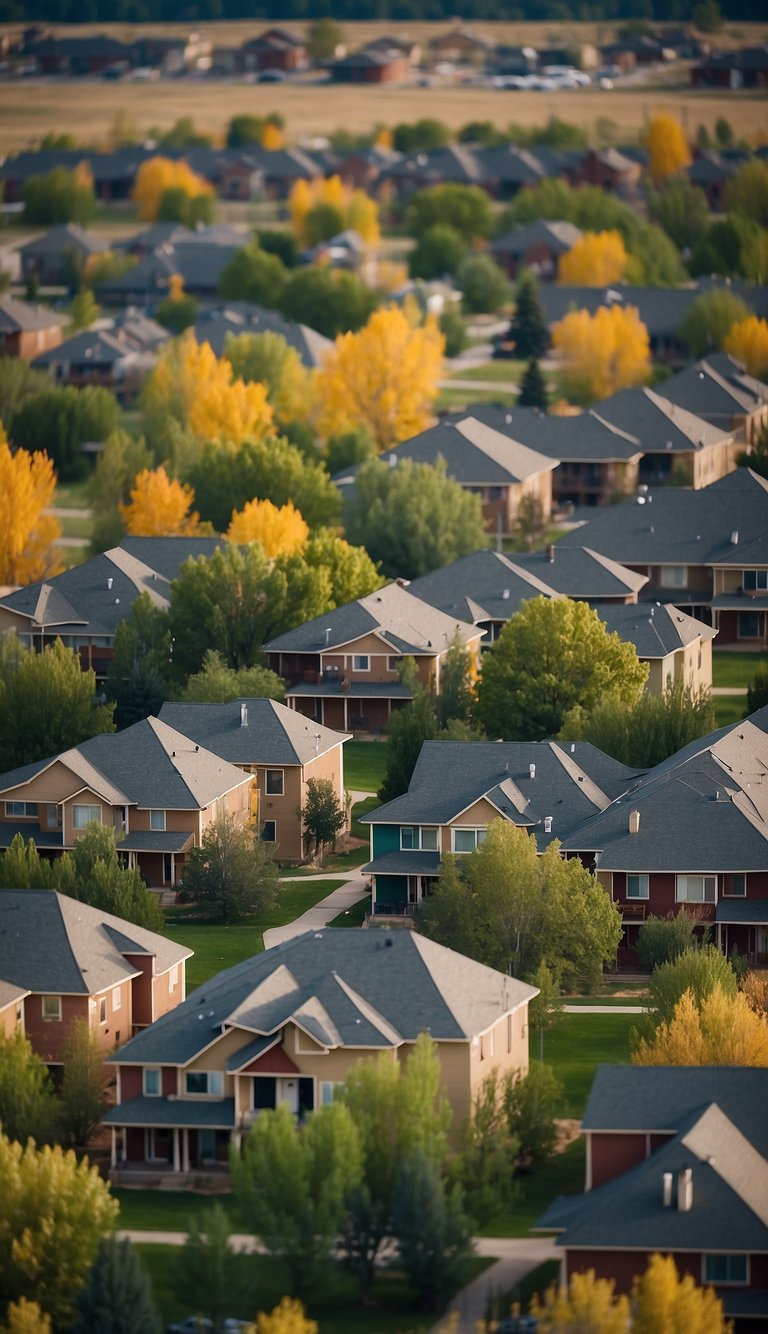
[328,894,370,928]
[712,650,767,689]
[449,359,525,384]
[57,514,93,540]
[54,480,92,508]
[714,696,747,728]
[479,1137,586,1239]
[163,880,343,990]
[544,1012,635,1119]
[436,386,516,412]
[344,740,389,794]
[135,1242,492,1332]
[116,1189,244,1232]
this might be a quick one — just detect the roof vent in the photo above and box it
[628,809,640,834]
[546,544,555,563]
[544,815,553,833]
[677,1167,693,1212]
[731,530,739,545]
[502,588,510,599]
[114,597,120,604]
[662,1172,674,1207]
[385,936,393,947]
[107,576,113,590]
[324,627,332,648]
[529,763,536,779]
[388,453,397,468]
[240,702,248,728]
[570,743,576,754]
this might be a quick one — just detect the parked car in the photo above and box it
[167,1319,249,1333]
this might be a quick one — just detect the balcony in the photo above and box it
[620,903,647,922]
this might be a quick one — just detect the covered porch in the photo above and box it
[363,849,441,916]
[716,901,768,967]
[286,681,415,733]
[117,830,193,888]
[104,1097,236,1178]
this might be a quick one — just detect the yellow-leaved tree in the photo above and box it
[0,429,62,585]
[558,230,628,286]
[251,1298,318,1334]
[289,175,380,245]
[632,1253,729,1334]
[645,113,691,186]
[531,1269,631,1333]
[142,335,274,448]
[260,121,285,151]
[314,304,444,450]
[724,316,768,378]
[1,1298,52,1334]
[132,156,214,222]
[552,304,651,403]
[226,498,309,556]
[120,466,201,537]
[632,984,768,1067]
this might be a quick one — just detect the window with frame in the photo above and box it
[149,809,166,831]
[352,654,370,671]
[452,828,487,853]
[676,874,717,904]
[626,874,649,901]
[387,656,400,671]
[738,611,763,640]
[5,801,38,817]
[42,995,61,1021]
[261,820,276,842]
[659,566,687,588]
[320,1081,341,1106]
[723,874,746,897]
[112,986,121,1011]
[400,826,439,852]
[143,1067,161,1097]
[703,1255,748,1285]
[265,769,284,796]
[185,1071,224,1096]
[73,804,100,829]
[743,570,768,591]
[99,997,107,1024]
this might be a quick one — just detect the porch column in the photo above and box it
[173,1126,180,1173]
[120,1128,127,1163]
[170,854,175,887]
[231,1130,243,1155]
[716,922,722,953]
[182,1127,189,1173]
[110,1127,117,1169]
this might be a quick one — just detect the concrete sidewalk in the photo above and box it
[263,870,368,949]
[432,1237,559,1333]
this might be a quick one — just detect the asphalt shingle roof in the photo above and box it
[594,602,716,658]
[491,218,582,256]
[593,385,731,453]
[265,582,481,656]
[157,698,348,767]
[0,294,67,334]
[193,302,331,367]
[581,1065,768,1145]
[463,404,643,464]
[660,353,768,428]
[104,1096,235,1128]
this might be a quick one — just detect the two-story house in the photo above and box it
[0,293,66,360]
[594,603,717,695]
[661,353,768,446]
[104,928,538,1180]
[0,889,190,1068]
[0,716,255,889]
[264,582,484,733]
[157,699,350,863]
[593,386,739,490]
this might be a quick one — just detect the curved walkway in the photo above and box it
[432,1237,559,1333]
[263,869,368,949]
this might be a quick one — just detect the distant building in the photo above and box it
[0,293,66,360]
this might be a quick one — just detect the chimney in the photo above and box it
[240,702,248,728]
[546,543,555,563]
[544,815,553,834]
[677,1167,693,1212]
[107,577,113,590]
[628,809,640,834]
[730,530,739,546]
[529,763,536,779]
[662,1172,674,1207]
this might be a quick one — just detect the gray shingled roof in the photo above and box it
[33,328,132,370]
[362,850,441,876]
[491,218,582,256]
[716,900,768,924]
[0,294,67,334]
[108,928,537,1067]
[18,224,108,257]
[594,603,716,659]
[0,890,190,996]
[594,385,731,453]
[192,302,331,368]
[582,1064,768,1145]
[157,698,348,767]
[104,1096,235,1128]
[265,582,481,656]
[461,404,643,464]
[0,979,29,1011]
[661,354,768,428]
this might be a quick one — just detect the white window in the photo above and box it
[73,804,101,829]
[723,874,746,897]
[149,809,166,831]
[676,874,716,904]
[5,801,38,817]
[169,963,179,992]
[452,828,487,853]
[185,1071,224,1096]
[42,995,61,1021]
[659,566,687,588]
[99,997,107,1024]
[143,1067,161,1097]
[626,874,649,900]
[112,986,121,1011]
[352,654,370,671]
[401,826,439,851]
[265,770,284,796]
[743,570,768,591]
[320,1081,341,1106]
[703,1255,748,1285]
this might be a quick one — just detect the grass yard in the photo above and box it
[479,1137,586,1239]
[448,360,525,385]
[163,879,343,990]
[56,514,93,541]
[135,1242,492,1332]
[437,387,515,413]
[544,1011,635,1119]
[328,894,371,928]
[54,480,92,508]
[712,650,767,690]
[116,1189,244,1232]
[344,740,389,794]
[714,696,748,728]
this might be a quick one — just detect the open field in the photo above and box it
[1,77,766,154]
[712,649,768,689]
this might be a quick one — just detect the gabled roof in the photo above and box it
[661,353,768,427]
[512,547,648,600]
[593,385,731,453]
[192,301,331,367]
[33,328,133,369]
[108,928,538,1067]
[18,223,108,257]
[581,1064,768,1147]
[463,403,643,465]
[265,581,481,656]
[0,889,190,996]
[0,294,67,334]
[157,698,349,767]
[594,602,717,659]
[335,416,556,490]
[491,218,583,256]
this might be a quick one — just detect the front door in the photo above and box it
[277,1077,299,1115]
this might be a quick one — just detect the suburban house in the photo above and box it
[0,716,254,889]
[32,327,158,400]
[331,44,411,83]
[18,223,108,285]
[593,603,717,694]
[241,26,307,72]
[692,44,768,88]
[264,582,484,733]
[557,467,768,646]
[0,536,223,680]
[191,302,331,367]
[660,354,768,446]
[570,147,643,193]
[157,699,350,863]
[593,386,739,489]
[362,738,639,916]
[104,928,538,1177]
[0,889,190,1067]
[536,1065,768,1331]
[333,416,556,538]
[491,219,583,280]
[559,709,768,967]
[0,293,66,360]
[429,25,495,65]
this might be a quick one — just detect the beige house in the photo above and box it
[105,929,537,1178]
[595,603,717,695]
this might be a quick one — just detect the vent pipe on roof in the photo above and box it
[628,809,640,834]
[731,530,739,546]
[677,1167,693,1212]
[529,763,536,779]
[240,703,248,728]
[546,543,555,563]
[324,627,332,648]
[544,815,553,834]
[662,1172,674,1208]
[502,588,510,600]
[107,576,113,590]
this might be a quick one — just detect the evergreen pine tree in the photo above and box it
[517,357,549,409]
[74,1237,161,1334]
[508,270,548,359]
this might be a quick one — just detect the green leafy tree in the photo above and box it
[689,216,758,279]
[0,360,49,429]
[22,167,95,226]
[392,1150,473,1311]
[528,960,563,1062]
[171,1204,247,1334]
[223,330,308,421]
[407,184,493,243]
[218,243,287,308]
[156,291,199,335]
[517,357,548,409]
[339,1032,451,1301]
[507,271,549,360]
[393,119,450,153]
[88,430,152,553]
[456,254,510,314]
[724,159,768,228]
[344,456,487,579]
[159,117,211,150]
[647,945,738,1028]
[648,178,710,251]
[637,910,703,974]
[299,776,346,862]
[157,191,214,230]
[747,664,768,712]
[107,592,172,728]
[439,306,468,358]
[562,677,717,769]
[408,224,467,280]
[278,266,377,338]
[307,17,344,60]
[256,229,300,269]
[233,1102,362,1299]
[419,821,623,991]
[325,425,374,477]
[625,221,687,286]
[67,288,100,332]
[0,1130,118,1328]
[168,543,330,680]
[74,1237,160,1334]
[179,649,285,704]
[226,113,283,149]
[59,1019,110,1149]
[678,288,752,357]
[475,597,647,741]
[436,631,474,729]
[0,636,115,771]
[378,687,438,803]
[10,386,119,483]
[189,436,340,534]
[456,1069,521,1225]
[303,202,345,247]
[0,1029,59,1147]
[181,810,278,923]
[503,1061,561,1171]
